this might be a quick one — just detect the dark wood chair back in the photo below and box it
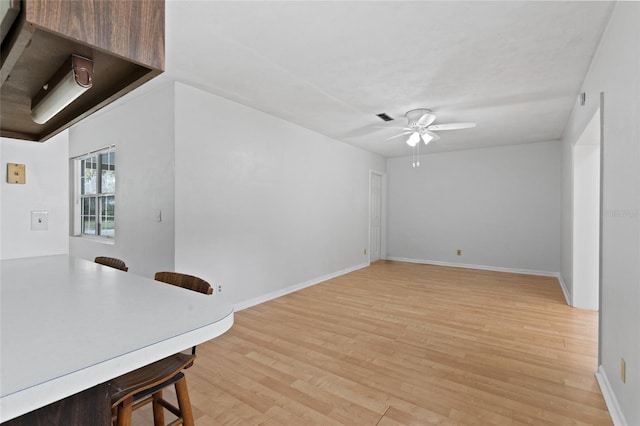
[94,256,128,272]
[154,271,213,295]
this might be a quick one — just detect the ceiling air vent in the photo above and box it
[376,113,394,122]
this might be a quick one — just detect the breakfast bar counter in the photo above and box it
[0,255,234,423]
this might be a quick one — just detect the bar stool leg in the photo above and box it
[152,390,165,426]
[116,396,134,426]
[174,376,195,426]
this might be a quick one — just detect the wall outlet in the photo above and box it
[364,249,367,255]
[217,284,223,293]
[621,358,626,383]
[31,211,49,231]
[457,249,462,256]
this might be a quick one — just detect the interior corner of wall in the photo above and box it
[556,273,572,306]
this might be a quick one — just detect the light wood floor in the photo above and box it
[136,261,611,425]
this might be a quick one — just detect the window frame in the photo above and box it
[72,146,116,240]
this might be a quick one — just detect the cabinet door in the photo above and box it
[2,382,111,426]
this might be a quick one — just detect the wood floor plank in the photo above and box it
[133,261,612,425]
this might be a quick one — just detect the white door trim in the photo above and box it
[369,169,386,263]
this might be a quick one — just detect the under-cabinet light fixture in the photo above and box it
[31,55,93,125]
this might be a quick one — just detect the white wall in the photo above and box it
[560,3,640,424]
[572,110,600,311]
[1,132,69,259]
[174,82,385,307]
[68,84,176,278]
[387,141,561,274]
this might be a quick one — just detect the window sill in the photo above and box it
[70,235,115,245]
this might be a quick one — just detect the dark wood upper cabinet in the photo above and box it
[0,0,165,142]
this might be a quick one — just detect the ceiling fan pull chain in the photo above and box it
[416,139,421,167]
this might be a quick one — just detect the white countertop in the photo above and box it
[0,255,234,422]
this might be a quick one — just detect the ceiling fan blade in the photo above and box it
[384,130,413,140]
[376,126,413,131]
[427,122,476,131]
[417,112,437,126]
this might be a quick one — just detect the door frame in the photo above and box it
[368,169,386,263]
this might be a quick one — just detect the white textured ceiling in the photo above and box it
[163,1,614,157]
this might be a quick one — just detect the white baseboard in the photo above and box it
[595,365,627,426]
[386,256,558,277]
[386,257,572,303]
[234,262,370,311]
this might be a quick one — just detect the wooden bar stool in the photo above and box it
[110,353,196,426]
[95,256,129,272]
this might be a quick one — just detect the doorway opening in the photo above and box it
[369,170,385,262]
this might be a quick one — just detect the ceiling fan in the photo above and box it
[386,108,476,167]
[387,108,476,147]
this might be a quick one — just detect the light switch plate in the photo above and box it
[31,211,48,231]
[7,163,25,184]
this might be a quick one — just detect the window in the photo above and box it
[74,147,116,238]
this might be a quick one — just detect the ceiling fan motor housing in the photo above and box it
[405,108,435,128]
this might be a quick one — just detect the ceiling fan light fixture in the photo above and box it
[421,132,434,144]
[406,132,421,147]
[421,130,440,144]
